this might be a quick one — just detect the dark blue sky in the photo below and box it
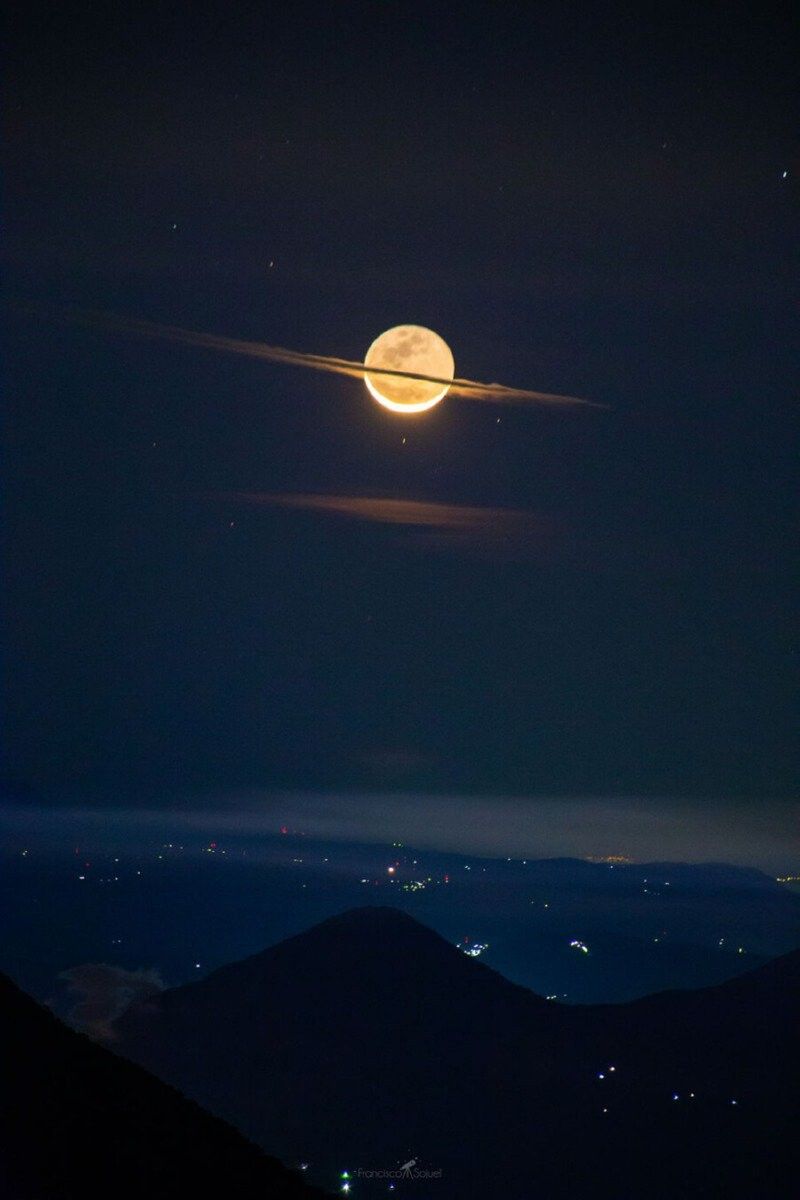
[5,2,796,805]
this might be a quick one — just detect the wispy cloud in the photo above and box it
[59,963,165,1040]
[4,794,797,873]
[222,491,557,558]
[65,309,601,408]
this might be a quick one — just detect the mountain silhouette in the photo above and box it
[113,905,798,1197]
[0,972,328,1200]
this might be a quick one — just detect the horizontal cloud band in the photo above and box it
[67,309,602,408]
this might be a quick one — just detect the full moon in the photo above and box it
[364,325,454,414]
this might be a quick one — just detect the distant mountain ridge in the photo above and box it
[114,905,800,1198]
[5,838,797,1004]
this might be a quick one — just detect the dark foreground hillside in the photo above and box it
[115,906,800,1199]
[0,973,327,1200]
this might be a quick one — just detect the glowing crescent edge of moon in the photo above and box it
[363,328,454,414]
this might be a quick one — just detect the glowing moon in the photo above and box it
[364,325,454,414]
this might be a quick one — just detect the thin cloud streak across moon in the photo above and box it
[68,309,602,408]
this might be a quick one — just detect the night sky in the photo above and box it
[6,2,796,815]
